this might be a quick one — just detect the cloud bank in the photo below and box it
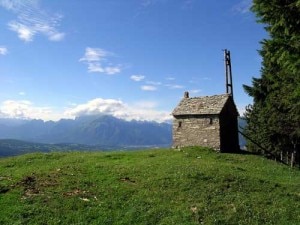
[0,100,62,121]
[65,98,171,123]
[0,97,247,122]
[0,98,172,123]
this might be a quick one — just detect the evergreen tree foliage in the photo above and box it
[243,0,300,165]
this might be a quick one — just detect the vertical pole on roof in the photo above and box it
[224,49,233,98]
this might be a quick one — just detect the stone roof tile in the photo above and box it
[172,94,231,115]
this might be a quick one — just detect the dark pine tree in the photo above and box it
[243,0,300,166]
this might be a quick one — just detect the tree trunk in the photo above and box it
[291,152,294,168]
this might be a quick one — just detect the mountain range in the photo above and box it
[0,115,172,147]
[0,115,172,146]
[0,115,246,157]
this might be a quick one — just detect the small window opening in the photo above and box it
[178,121,182,128]
[209,118,213,125]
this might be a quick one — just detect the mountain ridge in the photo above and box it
[0,115,172,146]
[0,115,246,157]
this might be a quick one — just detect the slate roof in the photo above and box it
[172,94,233,116]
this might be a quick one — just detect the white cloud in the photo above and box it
[0,0,65,42]
[48,32,65,41]
[0,0,21,11]
[65,98,125,117]
[0,100,64,121]
[19,91,26,96]
[80,47,108,62]
[8,21,35,42]
[105,66,121,75]
[141,85,157,91]
[87,62,105,73]
[165,84,184,89]
[232,0,252,14]
[130,75,145,82]
[64,98,171,123]
[0,46,8,55]
[165,77,175,81]
[80,47,121,75]
[146,81,162,86]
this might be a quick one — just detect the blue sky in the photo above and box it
[0,0,266,122]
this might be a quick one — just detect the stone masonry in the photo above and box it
[173,116,221,150]
[172,92,240,152]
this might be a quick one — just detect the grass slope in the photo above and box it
[0,147,299,225]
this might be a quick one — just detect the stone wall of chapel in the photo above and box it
[172,116,221,150]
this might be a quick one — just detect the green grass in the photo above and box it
[0,147,300,225]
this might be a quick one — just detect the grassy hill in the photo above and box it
[0,147,299,225]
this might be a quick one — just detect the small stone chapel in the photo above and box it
[172,92,240,152]
[171,50,240,152]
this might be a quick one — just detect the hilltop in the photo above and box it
[1,147,299,224]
